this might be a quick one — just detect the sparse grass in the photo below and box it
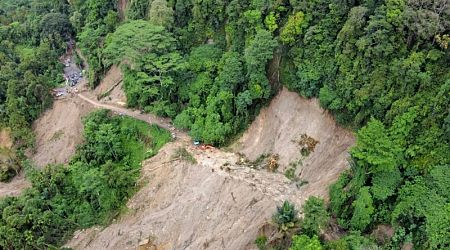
[255,235,268,250]
[253,154,270,166]
[285,160,309,188]
[172,147,197,164]
[285,167,296,180]
[293,133,319,157]
[296,180,309,188]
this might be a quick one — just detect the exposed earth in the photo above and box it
[233,88,355,198]
[0,171,30,197]
[1,48,355,248]
[64,88,354,249]
[94,64,127,106]
[31,97,94,168]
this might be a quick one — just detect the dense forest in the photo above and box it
[0,0,449,249]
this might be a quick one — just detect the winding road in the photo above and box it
[77,93,190,142]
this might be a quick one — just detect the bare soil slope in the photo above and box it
[0,128,12,148]
[0,172,30,197]
[31,97,93,168]
[66,141,304,250]
[65,88,354,250]
[95,65,126,106]
[234,87,355,198]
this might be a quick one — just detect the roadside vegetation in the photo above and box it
[0,110,171,248]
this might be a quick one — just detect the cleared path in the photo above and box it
[77,93,190,141]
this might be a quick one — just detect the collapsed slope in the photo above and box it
[234,87,355,198]
[66,88,354,249]
[94,65,126,106]
[0,129,30,197]
[31,97,93,168]
[66,141,304,250]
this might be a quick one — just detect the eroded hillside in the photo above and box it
[66,88,354,249]
[234,88,355,198]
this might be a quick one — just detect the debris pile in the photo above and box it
[265,154,279,172]
[294,133,319,156]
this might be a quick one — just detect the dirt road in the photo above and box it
[77,93,190,142]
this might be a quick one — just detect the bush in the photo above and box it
[255,235,268,250]
[289,235,323,250]
[301,197,329,236]
[273,200,299,232]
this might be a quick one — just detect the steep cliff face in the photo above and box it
[66,141,301,249]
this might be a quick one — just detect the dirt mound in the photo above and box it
[66,141,306,250]
[233,88,355,198]
[31,97,93,168]
[94,65,126,106]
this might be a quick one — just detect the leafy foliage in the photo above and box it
[289,235,323,250]
[148,0,174,28]
[301,197,328,236]
[0,0,71,180]
[2,0,449,248]
[273,200,299,232]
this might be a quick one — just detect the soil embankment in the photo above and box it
[66,141,304,250]
[94,65,126,105]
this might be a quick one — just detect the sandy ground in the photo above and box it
[31,97,93,168]
[233,87,355,198]
[0,172,31,197]
[65,88,354,250]
[6,45,355,247]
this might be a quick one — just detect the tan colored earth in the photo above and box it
[66,141,305,250]
[0,172,30,197]
[233,87,355,198]
[31,97,93,168]
[1,53,355,247]
[94,65,126,106]
[0,128,31,197]
[65,88,355,249]
[0,128,13,148]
